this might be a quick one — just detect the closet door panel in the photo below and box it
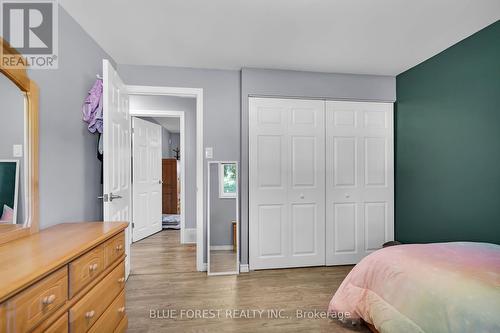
[333,137,357,187]
[249,98,289,269]
[250,98,325,270]
[257,135,284,188]
[365,202,387,251]
[326,101,393,265]
[287,100,325,267]
[291,204,317,255]
[291,136,316,186]
[364,137,387,187]
[258,205,285,257]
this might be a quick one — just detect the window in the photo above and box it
[219,162,237,198]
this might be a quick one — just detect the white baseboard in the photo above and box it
[199,262,207,272]
[210,245,233,250]
[183,228,196,244]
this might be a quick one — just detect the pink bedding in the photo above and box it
[328,242,500,333]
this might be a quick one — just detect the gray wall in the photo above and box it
[240,68,396,264]
[2,5,398,266]
[130,95,197,229]
[25,7,116,228]
[170,133,180,155]
[161,128,171,158]
[120,65,396,265]
[0,74,25,224]
[119,65,241,262]
[209,163,236,246]
[131,94,197,111]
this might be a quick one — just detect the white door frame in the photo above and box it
[127,85,205,272]
[130,110,186,244]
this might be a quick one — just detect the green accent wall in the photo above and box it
[395,21,500,244]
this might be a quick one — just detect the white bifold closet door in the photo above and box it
[249,98,393,270]
[249,98,325,270]
[325,101,394,265]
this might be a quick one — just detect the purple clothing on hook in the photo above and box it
[82,79,103,133]
[88,95,103,133]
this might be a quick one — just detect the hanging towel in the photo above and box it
[82,78,103,134]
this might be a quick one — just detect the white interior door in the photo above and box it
[249,98,325,270]
[132,117,162,242]
[325,101,394,265]
[102,60,131,278]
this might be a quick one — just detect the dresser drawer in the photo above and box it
[88,290,125,333]
[43,312,68,333]
[114,315,128,333]
[69,261,125,333]
[69,245,104,297]
[104,232,125,268]
[5,267,68,332]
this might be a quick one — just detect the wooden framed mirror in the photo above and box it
[0,37,39,245]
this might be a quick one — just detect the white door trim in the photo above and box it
[126,85,205,272]
[130,110,186,244]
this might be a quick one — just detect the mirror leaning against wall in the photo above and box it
[0,37,40,244]
[207,161,239,275]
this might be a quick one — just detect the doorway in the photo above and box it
[131,111,185,238]
[127,86,204,272]
[102,61,205,275]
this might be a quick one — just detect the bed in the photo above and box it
[328,242,500,333]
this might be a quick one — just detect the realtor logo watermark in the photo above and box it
[1,0,58,69]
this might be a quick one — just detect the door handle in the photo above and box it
[109,193,122,202]
[159,180,163,185]
[97,194,109,202]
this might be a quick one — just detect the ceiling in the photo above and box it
[59,0,500,75]
[156,117,180,133]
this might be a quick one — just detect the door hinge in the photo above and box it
[132,223,135,228]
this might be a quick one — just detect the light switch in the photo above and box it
[205,147,213,159]
[13,144,23,157]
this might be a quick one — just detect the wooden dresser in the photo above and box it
[0,222,128,333]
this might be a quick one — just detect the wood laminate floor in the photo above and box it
[210,250,238,273]
[126,230,369,333]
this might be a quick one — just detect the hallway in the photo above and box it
[126,230,369,332]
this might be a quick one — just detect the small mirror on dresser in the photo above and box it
[0,37,39,245]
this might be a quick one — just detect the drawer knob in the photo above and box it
[85,310,96,319]
[115,244,123,251]
[42,294,56,305]
[89,263,98,272]
[118,277,125,283]
[118,306,126,313]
